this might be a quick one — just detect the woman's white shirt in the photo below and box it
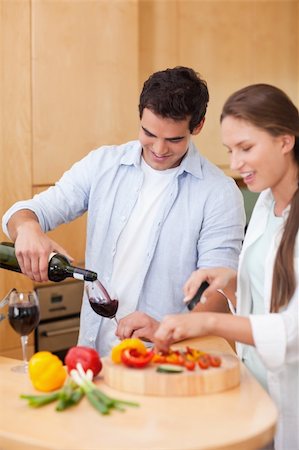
[236,189,299,450]
[242,202,284,390]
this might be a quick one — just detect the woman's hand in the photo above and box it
[154,311,254,353]
[183,267,237,307]
[153,313,211,353]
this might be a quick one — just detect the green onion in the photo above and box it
[21,362,140,415]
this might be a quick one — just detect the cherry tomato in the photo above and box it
[210,355,221,367]
[184,360,196,371]
[198,354,210,369]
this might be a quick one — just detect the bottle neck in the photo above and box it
[49,253,97,282]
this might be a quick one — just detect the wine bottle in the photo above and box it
[187,281,209,311]
[0,242,97,282]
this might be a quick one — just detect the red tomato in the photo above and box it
[65,346,102,376]
[184,360,196,371]
[121,348,154,368]
[198,354,210,369]
[210,355,221,367]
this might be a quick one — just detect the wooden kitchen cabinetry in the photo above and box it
[1,0,298,358]
[0,0,139,357]
[139,0,299,168]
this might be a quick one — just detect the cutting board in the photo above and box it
[102,352,240,396]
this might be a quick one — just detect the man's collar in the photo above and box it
[119,140,203,178]
[178,141,204,179]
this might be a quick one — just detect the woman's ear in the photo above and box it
[192,118,205,136]
[281,134,295,154]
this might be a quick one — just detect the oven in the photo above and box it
[35,281,83,361]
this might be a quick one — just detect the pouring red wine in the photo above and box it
[86,280,118,324]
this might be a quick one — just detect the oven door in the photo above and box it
[35,316,80,361]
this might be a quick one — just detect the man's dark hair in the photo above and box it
[138,66,209,133]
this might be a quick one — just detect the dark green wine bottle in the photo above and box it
[0,242,97,282]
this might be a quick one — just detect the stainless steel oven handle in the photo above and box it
[41,326,80,337]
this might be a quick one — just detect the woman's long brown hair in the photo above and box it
[221,84,299,312]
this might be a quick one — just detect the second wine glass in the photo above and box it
[8,289,40,373]
[85,280,118,325]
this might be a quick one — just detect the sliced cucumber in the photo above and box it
[156,364,184,374]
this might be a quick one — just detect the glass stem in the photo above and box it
[21,335,29,370]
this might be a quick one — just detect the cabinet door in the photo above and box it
[32,0,139,185]
[0,0,34,356]
[139,0,298,169]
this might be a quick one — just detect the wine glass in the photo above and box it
[85,280,118,325]
[8,289,40,373]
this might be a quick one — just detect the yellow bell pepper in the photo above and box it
[28,351,67,392]
[111,338,147,363]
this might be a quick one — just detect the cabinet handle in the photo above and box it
[41,326,79,337]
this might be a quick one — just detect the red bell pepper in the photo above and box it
[121,348,154,368]
[65,346,102,377]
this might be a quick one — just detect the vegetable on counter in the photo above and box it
[20,378,83,411]
[20,363,139,416]
[28,351,67,392]
[156,365,184,374]
[111,338,147,364]
[65,346,102,377]
[120,348,154,369]
[110,338,222,372]
[70,363,139,414]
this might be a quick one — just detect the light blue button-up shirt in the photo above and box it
[2,140,246,355]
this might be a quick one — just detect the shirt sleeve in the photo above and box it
[249,287,299,370]
[197,178,246,270]
[2,149,98,236]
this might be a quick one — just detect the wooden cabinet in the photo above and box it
[0,0,139,357]
[1,0,298,357]
[139,0,299,168]
[31,0,139,185]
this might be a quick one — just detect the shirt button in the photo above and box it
[89,337,95,343]
[121,215,126,222]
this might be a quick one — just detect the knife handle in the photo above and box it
[187,281,209,311]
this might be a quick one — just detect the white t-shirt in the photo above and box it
[243,202,283,390]
[96,157,179,355]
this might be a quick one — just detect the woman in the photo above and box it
[154,84,299,450]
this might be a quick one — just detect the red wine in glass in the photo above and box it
[8,303,40,335]
[7,290,40,373]
[86,280,118,324]
[88,297,119,318]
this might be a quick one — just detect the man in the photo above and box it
[2,67,245,356]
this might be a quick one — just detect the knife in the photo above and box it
[186,281,209,311]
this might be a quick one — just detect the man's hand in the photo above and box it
[115,311,160,342]
[8,210,72,282]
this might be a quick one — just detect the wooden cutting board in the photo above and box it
[102,352,240,396]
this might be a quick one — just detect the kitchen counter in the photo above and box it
[0,336,277,450]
